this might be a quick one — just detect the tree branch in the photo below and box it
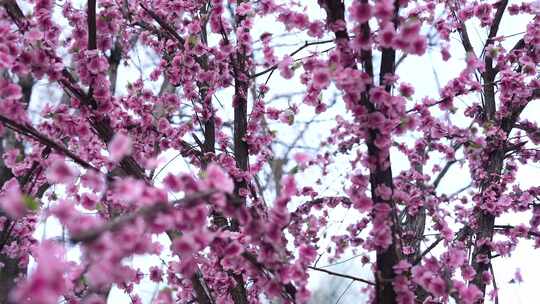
[0,114,99,172]
[308,266,375,286]
[70,191,216,243]
[250,38,335,79]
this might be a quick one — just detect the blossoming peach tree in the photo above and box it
[0,0,539,303]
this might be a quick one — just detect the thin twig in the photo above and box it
[250,38,335,79]
[335,280,355,304]
[413,237,443,265]
[308,266,375,286]
[490,263,499,304]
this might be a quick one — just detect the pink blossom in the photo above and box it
[352,195,372,212]
[108,133,132,162]
[441,46,451,61]
[293,152,311,167]
[0,179,26,218]
[428,277,447,297]
[113,178,145,203]
[375,184,392,201]
[409,37,427,55]
[393,260,411,275]
[46,158,79,185]
[399,83,415,97]
[80,192,98,210]
[400,20,422,39]
[445,248,466,268]
[143,156,161,170]
[163,173,183,192]
[461,265,476,281]
[278,55,294,79]
[149,266,163,282]
[474,3,492,23]
[279,109,295,125]
[205,163,234,193]
[514,268,523,283]
[0,52,14,69]
[80,170,105,192]
[50,200,77,224]
[236,3,252,16]
[312,68,331,89]
[157,117,171,134]
[281,175,297,198]
[11,241,69,304]
[82,294,106,304]
[298,245,317,264]
[456,282,482,304]
[307,21,324,38]
[379,24,396,48]
[171,234,205,257]
[154,289,173,304]
[349,2,372,23]
[374,0,394,21]
[0,80,22,100]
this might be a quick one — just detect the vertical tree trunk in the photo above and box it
[319,1,401,303]
[0,140,20,304]
[0,254,21,304]
[469,2,509,299]
[0,60,35,303]
[228,1,250,303]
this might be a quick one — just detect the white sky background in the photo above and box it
[22,0,540,303]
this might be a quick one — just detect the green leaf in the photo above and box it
[328,62,337,72]
[289,166,299,175]
[188,35,198,47]
[467,141,482,149]
[23,195,39,211]
[292,62,302,70]
[79,275,88,285]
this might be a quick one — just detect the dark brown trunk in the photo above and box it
[469,3,509,298]
[319,1,401,303]
[227,2,250,302]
